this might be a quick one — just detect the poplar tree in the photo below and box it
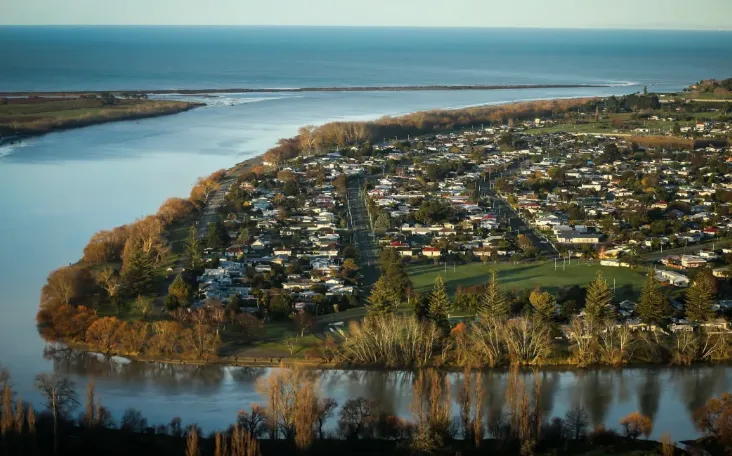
[480,270,509,320]
[685,269,716,323]
[427,275,451,328]
[584,271,615,326]
[636,270,670,325]
[366,276,399,315]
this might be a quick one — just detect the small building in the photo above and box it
[422,247,442,258]
[655,269,690,287]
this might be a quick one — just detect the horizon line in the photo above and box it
[1,24,731,32]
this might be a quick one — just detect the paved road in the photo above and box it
[478,164,559,258]
[346,176,379,289]
[197,177,235,240]
[642,238,732,263]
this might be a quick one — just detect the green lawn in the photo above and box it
[407,261,647,301]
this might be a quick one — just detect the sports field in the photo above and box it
[407,261,647,301]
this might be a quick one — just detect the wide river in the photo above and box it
[1,87,730,440]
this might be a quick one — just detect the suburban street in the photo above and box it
[479,164,559,258]
[197,177,235,240]
[346,176,379,289]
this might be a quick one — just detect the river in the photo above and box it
[0,86,728,440]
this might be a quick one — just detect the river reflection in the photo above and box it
[43,349,730,440]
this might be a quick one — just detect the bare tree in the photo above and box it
[564,403,589,440]
[339,397,380,439]
[34,373,79,453]
[315,398,338,440]
[502,316,552,365]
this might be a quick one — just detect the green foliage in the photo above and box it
[206,219,228,250]
[427,275,450,328]
[373,213,390,232]
[184,226,202,269]
[529,288,556,321]
[685,269,716,323]
[168,274,192,307]
[584,271,615,326]
[367,276,400,315]
[636,270,670,325]
[480,270,509,320]
[121,244,153,298]
[269,294,293,321]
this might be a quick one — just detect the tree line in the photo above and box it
[3,363,719,456]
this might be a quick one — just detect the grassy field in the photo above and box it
[407,261,647,301]
[0,97,198,134]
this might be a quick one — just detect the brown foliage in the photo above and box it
[85,317,122,354]
[157,197,195,226]
[41,266,95,309]
[38,304,97,342]
[83,226,128,264]
[619,411,653,439]
[116,321,149,355]
[693,392,732,446]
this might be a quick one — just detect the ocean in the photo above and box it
[1,26,732,435]
[2,26,732,92]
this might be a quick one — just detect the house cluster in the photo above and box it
[194,153,363,313]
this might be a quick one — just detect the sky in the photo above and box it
[1,0,731,30]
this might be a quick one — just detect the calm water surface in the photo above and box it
[2,26,732,438]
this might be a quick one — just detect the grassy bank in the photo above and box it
[0,96,201,137]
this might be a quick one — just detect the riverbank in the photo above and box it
[0,96,203,145]
[0,83,610,98]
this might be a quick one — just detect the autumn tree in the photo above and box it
[584,271,615,326]
[693,392,732,447]
[85,317,121,354]
[157,197,195,226]
[685,269,716,323]
[41,266,94,308]
[96,267,121,310]
[35,373,79,453]
[83,227,127,264]
[366,276,400,315]
[529,288,556,321]
[637,270,670,326]
[619,411,653,439]
[480,270,509,320]
[256,367,316,440]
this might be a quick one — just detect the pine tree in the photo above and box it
[685,269,716,323]
[168,274,192,307]
[184,225,202,269]
[529,288,556,321]
[427,275,451,328]
[584,270,615,326]
[636,270,670,325]
[480,270,509,320]
[366,276,399,315]
[121,243,153,297]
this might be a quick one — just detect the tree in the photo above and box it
[693,392,732,447]
[427,275,451,329]
[120,408,148,432]
[169,274,192,307]
[366,276,399,315]
[186,425,200,456]
[564,404,589,440]
[236,227,250,246]
[529,288,556,321]
[133,295,154,320]
[619,411,653,439]
[184,226,203,269]
[315,398,338,440]
[636,270,670,326]
[85,317,121,354]
[480,270,509,320]
[121,242,153,297]
[35,373,79,453]
[373,213,390,232]
[584,271,615,326]
[685,269,716,323]
[339,397,379,439]
[206,220,228,250]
